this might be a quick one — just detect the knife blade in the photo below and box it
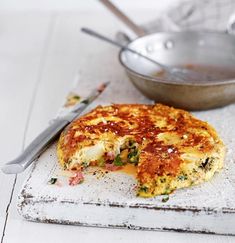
[1,82,109,174]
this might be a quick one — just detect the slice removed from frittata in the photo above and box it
[57,104,225,197]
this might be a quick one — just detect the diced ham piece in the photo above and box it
[105,163,122,171]
[106,151,115,160]
[97,83,106,92]
[69,171,84,186]
[55,180,63,187]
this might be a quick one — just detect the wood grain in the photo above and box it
[0,12,52,240]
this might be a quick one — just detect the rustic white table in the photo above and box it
[0,1,234,242]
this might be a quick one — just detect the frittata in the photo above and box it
[57,104,225,197]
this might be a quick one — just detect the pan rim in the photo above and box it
[119,31,235,87]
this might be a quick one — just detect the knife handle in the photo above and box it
[1,118,69,174]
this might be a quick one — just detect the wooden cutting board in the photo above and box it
[17,77,235,235]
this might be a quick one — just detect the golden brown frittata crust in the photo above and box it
[57,104,225,197]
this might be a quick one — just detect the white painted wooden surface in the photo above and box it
[16,31,235,233]
[0,3,234,243]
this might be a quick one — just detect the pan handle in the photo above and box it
[99,0,147,37]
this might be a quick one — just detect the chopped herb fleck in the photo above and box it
[67,159,72,164]
[98,157,105,167]
[81,161,89,168]
[139,185,148,193]
[128,150,138,158]
[113,154,123,166]
[48,178,57,185]
[178,175,188,181]
[162,196,169,203]
[128,148,139,165]
[199,157,214,171]
[200,157,210,168]
[128,140,136,148]
[73,95,80,100]
[81,99,89,104]
[160,178,166,183]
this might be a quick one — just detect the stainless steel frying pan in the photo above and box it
[100,0,235,110]
[119,31,235,110]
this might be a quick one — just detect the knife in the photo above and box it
[1,82,109,174]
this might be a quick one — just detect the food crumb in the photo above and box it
[48,177,57,185]
[69,171,84,186]
[64,92,81,107]
[162,196,169,203]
